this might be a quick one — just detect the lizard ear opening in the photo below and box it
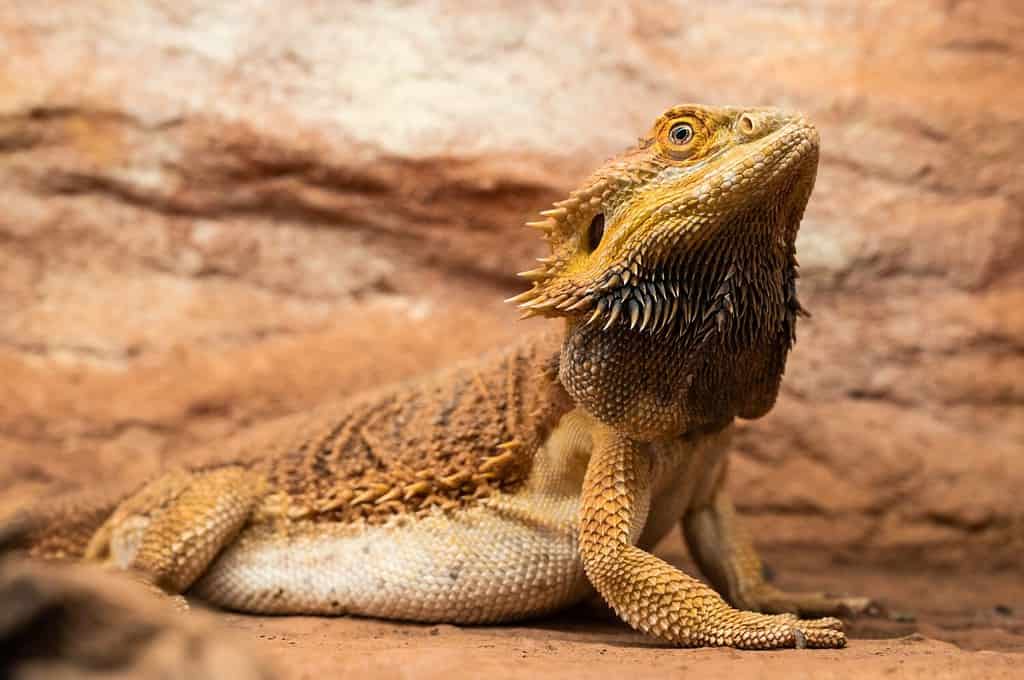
[586,213,605,253]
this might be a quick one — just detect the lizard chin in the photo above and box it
[557,245,795,443]
[557,227,808,441]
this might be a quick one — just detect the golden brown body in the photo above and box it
[6,104,875,649]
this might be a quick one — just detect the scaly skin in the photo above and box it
[2,104,875,649]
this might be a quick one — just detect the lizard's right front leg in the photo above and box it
[578,425,846,649]
[85,467,263,594]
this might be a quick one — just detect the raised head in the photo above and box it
[509,104,820,440]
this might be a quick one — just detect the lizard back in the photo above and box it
[240,330,573,526]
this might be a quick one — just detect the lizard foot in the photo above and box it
[738,585,881,619]
[101,564,191,612]
[715,612,846,650]
[169,593,191,612]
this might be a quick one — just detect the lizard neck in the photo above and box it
[556,209,801,442]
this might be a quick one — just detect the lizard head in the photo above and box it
[508,104,820,440]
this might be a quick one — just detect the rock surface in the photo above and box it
[1,1,1022,677]
[0,0,1021,614]
[0,558,274,680]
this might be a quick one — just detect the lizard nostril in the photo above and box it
[739,114,756,135]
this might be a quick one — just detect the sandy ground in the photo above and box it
[204,539,1022,679]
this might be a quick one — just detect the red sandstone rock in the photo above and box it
[0,0,1020,584]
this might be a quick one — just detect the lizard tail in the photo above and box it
[0,490,122,560]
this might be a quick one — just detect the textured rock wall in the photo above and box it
[1,1,1021,564]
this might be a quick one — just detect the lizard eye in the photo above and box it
[668,122,693,145]
[587,213,605,252]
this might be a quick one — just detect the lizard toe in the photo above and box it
[797,615,845,631]
[729,613,846,650]
[794,624,847,649]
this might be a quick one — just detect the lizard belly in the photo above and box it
[190,501,588,623]
[191,409,597,623]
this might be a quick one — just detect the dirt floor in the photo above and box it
[4,541,1020,680]
[199,539,1022,679]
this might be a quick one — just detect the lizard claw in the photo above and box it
[169,594,191,612]
[789,615,846,649]
[756,613,846,650]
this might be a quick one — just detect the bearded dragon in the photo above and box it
[4,104,874,649]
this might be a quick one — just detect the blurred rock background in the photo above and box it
[1,1,1021,567]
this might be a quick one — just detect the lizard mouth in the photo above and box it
[510,116,819,336]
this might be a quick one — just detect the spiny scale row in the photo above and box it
[510,159,673,317]
[523,178,615,239]
[523,159,663,238]
[514,263,744,340]
[285,442,524,521]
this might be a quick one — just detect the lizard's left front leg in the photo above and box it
[683,485,876,619]
[578,424,846,649]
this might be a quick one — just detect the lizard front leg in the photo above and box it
[85,467,263,594]
[578,424,846,649]
[683,486,876,618]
